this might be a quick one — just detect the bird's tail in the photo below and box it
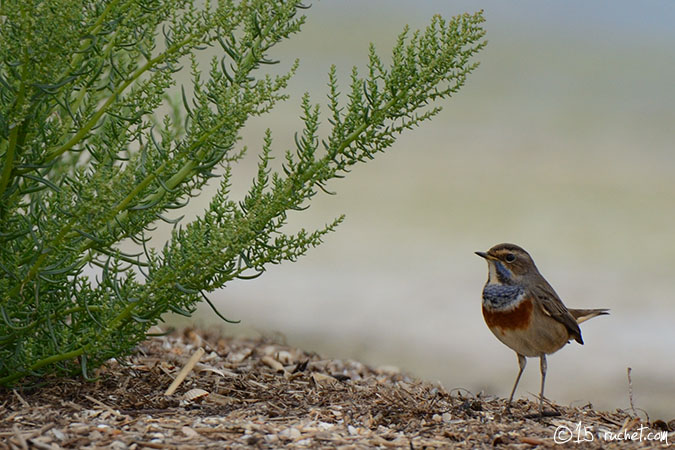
[569,308,609,324]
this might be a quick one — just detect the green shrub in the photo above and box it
[0,0,485,385]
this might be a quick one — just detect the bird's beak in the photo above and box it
[475,251,488,259]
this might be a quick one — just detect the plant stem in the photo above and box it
[0,347,86,386]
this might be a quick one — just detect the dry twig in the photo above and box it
[165,347,205,396]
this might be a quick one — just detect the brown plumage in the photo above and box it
[477,243,609,417]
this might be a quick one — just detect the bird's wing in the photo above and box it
[532,283,584,344]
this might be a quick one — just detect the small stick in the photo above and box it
[12,424,28,450]
[12,389,29,408]
[165,347,205,396]
[627,367,636,417]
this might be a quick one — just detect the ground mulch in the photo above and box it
[1,329,672,449]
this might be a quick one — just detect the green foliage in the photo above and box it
[0,0,485,385]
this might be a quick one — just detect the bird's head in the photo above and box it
[475,243,538,284]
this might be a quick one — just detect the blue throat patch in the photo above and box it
[494,261,512,283]
[482,284,524,309]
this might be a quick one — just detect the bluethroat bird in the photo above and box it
[476,243,608,417]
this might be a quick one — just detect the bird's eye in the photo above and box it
[505,253,516,263]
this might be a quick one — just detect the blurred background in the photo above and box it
[168,0,675,418]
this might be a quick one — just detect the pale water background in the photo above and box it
[164,1,675,418]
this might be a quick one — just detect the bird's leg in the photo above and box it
[505,353,526,413]
[539,354,547,417]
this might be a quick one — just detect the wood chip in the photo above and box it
[261,355,286,374]
[83,395,122,418]
[521,436,547,445]
[311,372,339,387]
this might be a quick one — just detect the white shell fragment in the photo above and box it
[182,388,209,403]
